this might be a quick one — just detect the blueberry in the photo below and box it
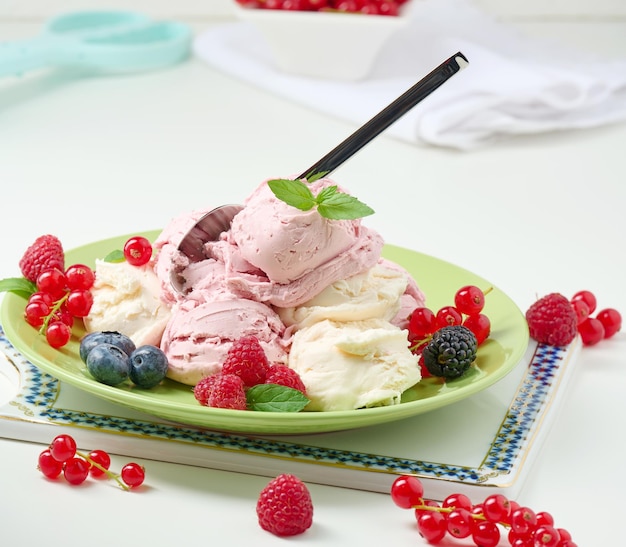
[86,343,130,386]
[79,331,136,363]
[129,345,169,389]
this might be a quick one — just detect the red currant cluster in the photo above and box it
[569,290,621,346]
[38,434,145,490]
[236,0,409,16]
[391,475,576,547]
[408,284,491,360]
[24,264,95,348]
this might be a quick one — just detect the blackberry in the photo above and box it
[422,325,478,379]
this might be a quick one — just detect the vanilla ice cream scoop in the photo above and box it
[288,319,421,411]
[277,263,408,329]
[84,260,172,347]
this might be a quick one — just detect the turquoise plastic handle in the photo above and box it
[0,11,191,78]
[0,37,55,77]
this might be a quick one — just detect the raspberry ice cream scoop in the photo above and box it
[160,298,289,386]
[205,178,384,307]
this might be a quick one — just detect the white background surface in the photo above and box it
[1,3,625,546]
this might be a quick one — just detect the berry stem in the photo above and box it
[75,449,130,491]
[412,502,502,526]
[409,334,433,353]
[38,292,69,335]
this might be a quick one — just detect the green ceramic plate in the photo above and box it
[1,231,529,434]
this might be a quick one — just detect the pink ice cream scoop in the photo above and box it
[160,298,289,386]
[205,178,384,308]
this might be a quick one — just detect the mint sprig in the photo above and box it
[246,383,309,412]
[267,176,374,220]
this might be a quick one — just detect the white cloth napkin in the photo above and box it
[193,0,626,150]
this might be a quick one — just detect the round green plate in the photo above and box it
[1,231,529,434]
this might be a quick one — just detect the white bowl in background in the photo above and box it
[232,3,413,81]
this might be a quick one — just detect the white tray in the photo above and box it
[0,325,580,501]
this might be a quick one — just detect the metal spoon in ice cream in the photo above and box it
[170,204,243,292]
[171,52,468,292]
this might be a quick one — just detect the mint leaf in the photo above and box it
[103,249,125,263]
[315,184,339,202]
[267,179,316,211]
[246,384,309,412]
[0,277,37,298]
[317,191,375,220]
[268,175,375,220]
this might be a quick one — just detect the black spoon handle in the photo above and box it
[297,52,468,180]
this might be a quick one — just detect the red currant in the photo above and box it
[435,305,463,328]
[64,456,90,485]
[463,313,491,345]
[571,290,596,314]
[510,506,537,536]
[578,317,605,346]
[334,0,359,11]
[36,269,67,299]
[52,305,74,327]
[38,449,64,479]
[66,289,94,318]
[472,520,500,547]
[417,354,432,378]
[570,299,590,325]
[377,0,399,15]
[88,449,111,478]
[535,511,554,527]
[121,462,146,488]
[532,524,560,547]
[28,291,54,307]
[308,0,330,9]
[123,236,153,267]
[408,307,436,339]
[24,300,50,328]
[65,264,95,291]
[454,285,486,315]
[416,511,446,543]
[482,493,511,523]
[447,507,473,538]
[49,434,77,462]
[442,492,472,511]
[557,528,572,541]
[596,308,621,338]
[45,320,72,348]
[390,475,424,509]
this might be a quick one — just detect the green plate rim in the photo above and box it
[1,231,529,434]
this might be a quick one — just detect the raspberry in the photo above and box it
[222,335,269,387]
[257,474,313,536]
[19,234,64,283]
[193,374,247,410]
[193,375,218,406]
[265,364,307,394]
[525,293,578,346]
[422,325,478,379]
